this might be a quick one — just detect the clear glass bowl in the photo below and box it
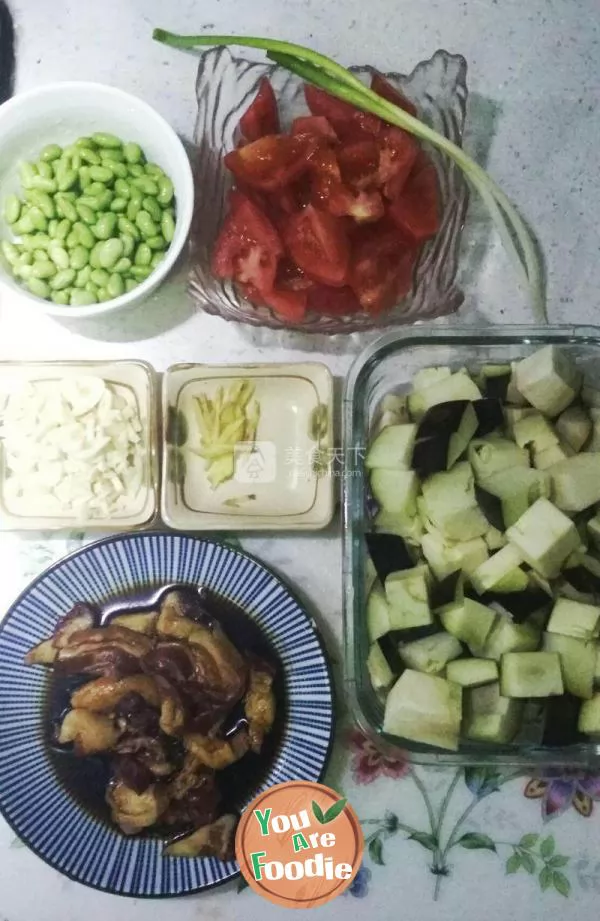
[343,324,600,767]
[189,46,469,334]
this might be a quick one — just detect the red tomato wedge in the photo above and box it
[309,146,384,223]
[283,205,350,287]
[370,73,418,118]
[350,223,418,313]
[338,141,380,190]
[224,134,318,192]
[262,287,308,321]
[212,191,283,294]
[304,83,382,141]
[239,78,280,141]
[379,127,419,199]
[276,258,313,291]
[387,152,441,242]
[291,115,338,141]
[308,283,362,315]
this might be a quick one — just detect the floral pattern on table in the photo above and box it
[344,729,600,903]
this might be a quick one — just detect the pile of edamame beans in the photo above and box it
[1,132,176,306]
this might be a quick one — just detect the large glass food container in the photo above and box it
[343,324,600,767]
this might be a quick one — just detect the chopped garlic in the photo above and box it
[0,376,146,520]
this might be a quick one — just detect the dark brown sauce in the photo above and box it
[44,584,285,836]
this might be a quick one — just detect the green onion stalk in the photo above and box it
[153,29,546,321]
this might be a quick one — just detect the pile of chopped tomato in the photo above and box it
[211,74,441,322]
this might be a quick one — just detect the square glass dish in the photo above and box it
[162,362,334,530]
[343,324,600,767]
[188,46,469,334]
[0,360,158,530]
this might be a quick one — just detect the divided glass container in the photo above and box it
[343,325,600,767]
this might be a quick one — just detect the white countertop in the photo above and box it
[0,1,599,919]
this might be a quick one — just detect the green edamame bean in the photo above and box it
[113,256,132,273]
[142,196,162,222]
[31,260,57,280]
[85,281,99,296]
[90,242,102,269]
[19,162,38,189]
[135,210,157,238]
[79,166,92,190]
[100,148,125,163]
[27,277,50,298]
[55,219,72,242]
[123,142,142,164]
[47,218,58,237]
[65,230,79,249]
[134,242,152,267]
[115,179,131,199]
[76,202,96,225]
[128,163,144,178]
[146,234,167,251]
[20,233,49,252]
[144,162,164,179]
[129,187,143,209]
[71,154,82,172]
[95,191,113,211]
[4,194,21,224]
[129,265,151,281]
[50,268,76,290]
[92,132,122,149]
[90,268,110,287]
[74,222,95,248]
[132,176,158,196]
[96,287,111,302]
[79,147,101,166]
[75,265,92,288]
[110,197,127,213]
[97,237,124,269]
[118,216,140,241]
[1,241,20,265]
[33,248,48,262]
[125,278,138,293]
[16,251,33,266]
[107,272,124,298]
[17,263,33,279]
[30,175,57,194]
[56,169,77,192]
[75,136,97,150]
[40,144,62,162]
[36,161,54,180]
[55,195,78,222]
[28,207,48,232]
[14,214,35,234]
[126,197,141,222]
[93,213,117,240]
[89,165,114,184]
[157,176,174,207]
[51,290,71,305]
[161,210,175,243]
[77,195,101,211]
[69,245,89,271]
[29,191,55,219]
[108,161,128,179]
[119,233,135,257]
[150,252,164,270]
[86,182,107,197]
[70,288,97,306]
[48,244,70,270]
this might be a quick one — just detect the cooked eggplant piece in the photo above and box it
[365,532,414,583]
[244,662,276,753]
[472,399,504,436]
[164,753,220,828]
[24,638,57,666]
[185,730,250,769]
[70,675,160,712]
[110,611,159,635]
[107,780,170,835]
[114,735,175,778]
[55,626,152,678]
[57,708,121,755]
[412,401,478,478]
[164,813,237,859]
[53,602,98,648]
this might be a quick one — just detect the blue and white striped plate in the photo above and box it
[0,533,334,897]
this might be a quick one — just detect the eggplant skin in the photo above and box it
[365,533,413,583]
[472,399,504,436]
[475,485,505,532]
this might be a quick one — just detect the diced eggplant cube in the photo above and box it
[478,364,511,400]
[542,632,595,699]
[375,394,410,431]
[421,530,488,581]
[513,412,559,451]
[413,367,452,390]
[587,515,600,552]
[382,669,462,750]
[482,617,540,660]
[430,571,464,612]
[506,498,581,579]
[578,693,600,735]
[514,345,581,417]
[500,651,564,698]
[504,406,536,439]
[384,566,433,631]
[408,372,481,421]
[370,469,419,516]
[373,510,424,543]
[412,401,477,478]
[440,598,496,652]
[462,682,524,743]
[398,631,462,675]
[446,658,498,688]
[366,424,417,470]
[549,454,600,512]
[367,642,394,692]
[469,436,529,481]
[481,587,551,624]
[420,463,489,541]
[472,399,504,436]
[532,441,574,469]
[470,544,528,594]
[555,405,591,453]
[484,525,507,551]
[365,532,414,583]
[477,468,551,529]
[546,596,600,642]
[367,583,392,642]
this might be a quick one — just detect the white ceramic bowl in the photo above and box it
[0,82,194,318]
